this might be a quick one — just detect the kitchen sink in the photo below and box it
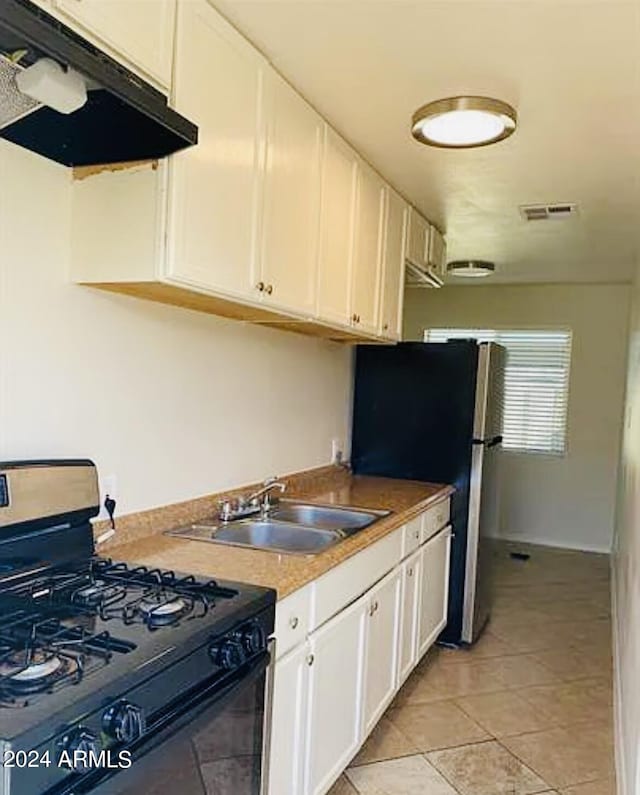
[270,502,387,534]
[167,501,390,556]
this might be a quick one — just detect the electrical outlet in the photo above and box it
[331,438,343,465]
[98,473,118,520]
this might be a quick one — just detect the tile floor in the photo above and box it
[329,540,615,795]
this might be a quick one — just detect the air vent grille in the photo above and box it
[519,203,578,222]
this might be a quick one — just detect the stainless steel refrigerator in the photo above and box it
[350,340,505,646]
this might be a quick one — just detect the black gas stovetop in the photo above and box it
[0,460,276,795]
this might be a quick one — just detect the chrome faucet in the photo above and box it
[217,477,286,522]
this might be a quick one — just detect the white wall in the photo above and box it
[404,283,630,553]
[0,141,353,515]
[613,268,640,795]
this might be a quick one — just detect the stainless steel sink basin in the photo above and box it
[166,501,391,556]
[270,502,387,534]
[170,519,341,555]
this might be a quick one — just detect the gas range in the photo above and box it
[0,461,275,795]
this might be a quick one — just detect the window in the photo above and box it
[423,328,572,455]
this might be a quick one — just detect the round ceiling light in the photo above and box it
[411,96,517,148]
[447,260,496,278]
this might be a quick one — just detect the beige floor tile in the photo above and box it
[400,658,506,703]
[456,690,556,737]
[502,723,615,788]
[328,774,359,795]
[489,621,581,654]
[560,779,616,795]
[386,700,489,751]
[492,654,560,687]
[346,754,458,795]
[427,740,551,795]
[438,631,516,663]
[351,716,418,766]
[517,679,613,726]
[532,648,612,682]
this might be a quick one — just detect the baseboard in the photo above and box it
[491,531,611,555]
[612,557,626,795]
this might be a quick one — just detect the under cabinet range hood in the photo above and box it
[0,0,197,167]
[405,261,444,288]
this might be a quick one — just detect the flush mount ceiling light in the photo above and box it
[447,260,496,278]
[411,96,517,148]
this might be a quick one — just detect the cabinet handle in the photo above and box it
[414,530,420,540]
[357,315,361,324]
[374,600,379,613]
[289,616,299,630]
[352,313,358,324]
[256,281,265,292]
[266,284,273,295]
[306,654,314,666]
[369,604,375,617]
[408,567,413,577]
[383,323,389,331]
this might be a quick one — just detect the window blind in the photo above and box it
[423,328,572,455]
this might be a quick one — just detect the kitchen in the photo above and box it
[0,1,635,795]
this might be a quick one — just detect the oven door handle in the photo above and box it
[65,651,271,795]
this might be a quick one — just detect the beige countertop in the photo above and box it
[107,473,454,599]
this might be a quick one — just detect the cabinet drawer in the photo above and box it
[402,516,422,557]
[311,527,403,631]
[422,498,451,543]
[274,585,313,659]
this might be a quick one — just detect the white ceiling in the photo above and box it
[213,0,640,284]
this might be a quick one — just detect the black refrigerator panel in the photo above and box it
[351,341,480,645]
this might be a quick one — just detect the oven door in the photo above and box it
[65,650,272,795]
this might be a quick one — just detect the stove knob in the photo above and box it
[211,638,246,670]
[241,622,266,655]
[103,700,146,743]
[59,727,100,772]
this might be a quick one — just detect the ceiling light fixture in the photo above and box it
[411,96,517,148]
[447,260,496,278]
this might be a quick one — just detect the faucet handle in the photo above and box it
[263,476,279,486]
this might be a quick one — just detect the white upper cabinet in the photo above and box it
[351,161,385,334]
[316,126,358,327]
[54,0,175,89]
[428,224,447,275]
[362,568,402,735]
[165,0,264,299]
[260,70,323,316]
[379,188,407,340]
[406,206,430,268]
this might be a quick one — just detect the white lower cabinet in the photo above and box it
[268,502,452,795]
[418,526,453,657]
[269,641,310,795]
[304,596,367,795]
[362,568,402,734]
[398,548,422,684]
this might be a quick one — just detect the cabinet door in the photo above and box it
[398,549,422,685]
[418,526,452,658]
[379,189,407,340]
[351,161,385,334]
[363,568,402,734]
[316,127,357,326]
[269,642,310,795]
[55,0,175,87]
[261,70,323,315]
[406,207,430,268]
[428,224,447,275]
[304,597,367,795]
[165,1,264,299]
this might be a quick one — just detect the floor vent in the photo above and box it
[519,203,578,221]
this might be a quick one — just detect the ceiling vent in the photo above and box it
[519,203,578,222]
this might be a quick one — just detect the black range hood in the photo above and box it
[0,0,197,167]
